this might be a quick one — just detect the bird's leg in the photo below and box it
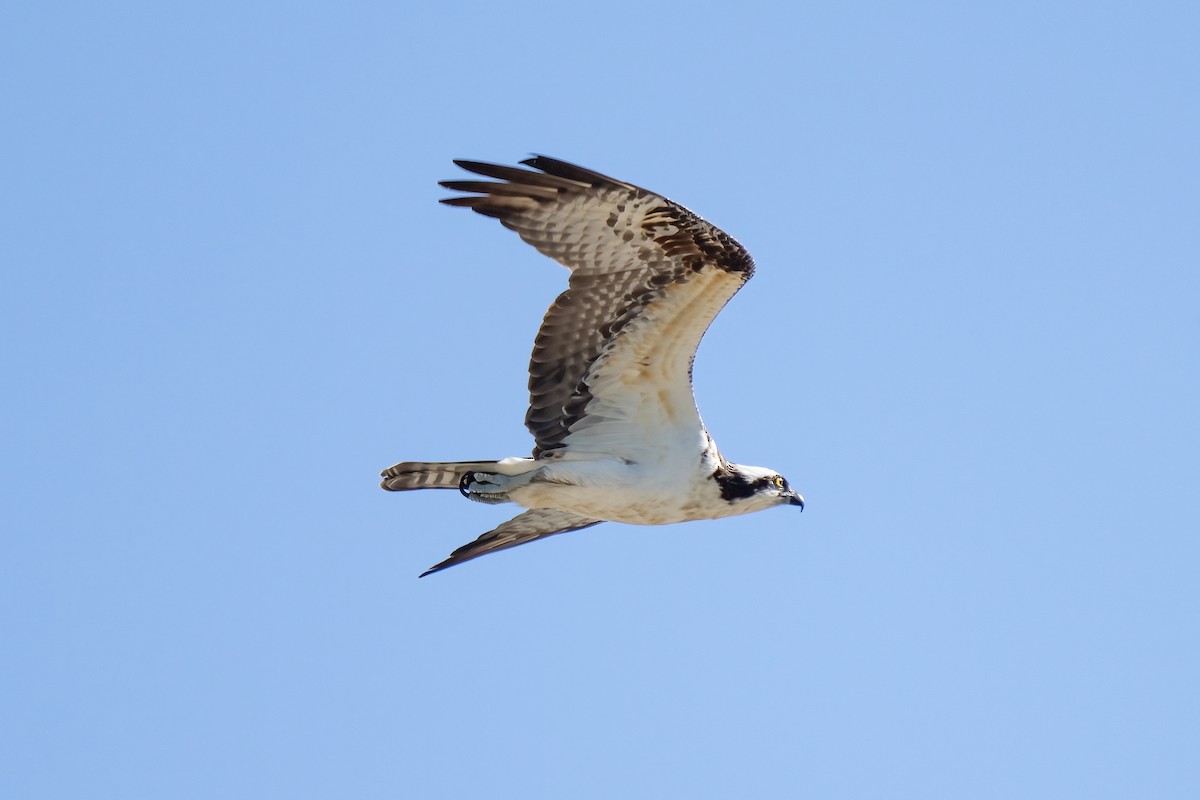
[458,470,532,504]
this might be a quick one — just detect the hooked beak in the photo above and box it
[788,492,805,510]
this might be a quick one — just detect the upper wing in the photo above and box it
[419,508,603,577]
[442,156,754,459]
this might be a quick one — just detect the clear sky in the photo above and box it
[4,2,1198,798]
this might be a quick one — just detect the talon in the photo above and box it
[459,472,477,498]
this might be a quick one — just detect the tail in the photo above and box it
[379,458,536,491]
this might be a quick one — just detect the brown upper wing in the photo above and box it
[419,508,602,577]
[441,156,754,457]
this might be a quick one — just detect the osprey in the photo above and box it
[382,156,804,576]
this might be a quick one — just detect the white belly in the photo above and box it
[508,458,738,525]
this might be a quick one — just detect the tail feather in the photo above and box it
[380,460,498,491]
[379,457,537,491]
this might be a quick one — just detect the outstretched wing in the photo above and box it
[420,508,603,577]
[442,156,754,460]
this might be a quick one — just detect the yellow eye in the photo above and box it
[772,476,785,489]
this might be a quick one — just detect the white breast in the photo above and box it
[507,455,742,526]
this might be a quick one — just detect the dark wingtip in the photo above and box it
[418,556,457,578]
[519,154,619,187]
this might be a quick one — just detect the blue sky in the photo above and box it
[4,1,1198,797]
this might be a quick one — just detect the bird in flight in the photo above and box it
[382,156,804,576]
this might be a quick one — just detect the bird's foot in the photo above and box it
[459,471,511,504]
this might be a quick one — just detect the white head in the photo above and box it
[713,463,805,515]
